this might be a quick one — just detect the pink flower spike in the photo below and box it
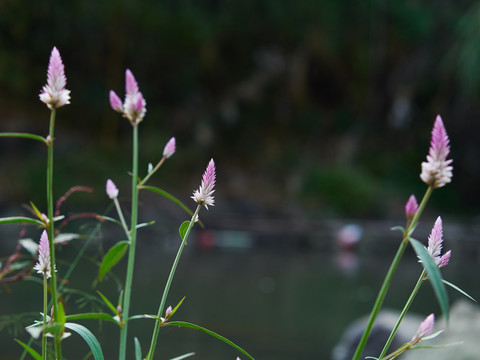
[39,47,71,109]
[420,115,453,188]
[412,313,435,342]
[438,249,451,268]
[163,137,176,158]
[34,230,53,278]
[192,159,216,209]
[125,69,139,95]
[106,179,119,199]
[109,90,123,113]
[165,306,172,317]
[405,194,418,220]
[427,217,443,260]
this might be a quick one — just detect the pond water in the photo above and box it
[0,212,478,360]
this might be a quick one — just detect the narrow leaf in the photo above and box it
[169,296,186,319]
[64,322,104,360]
[0,216,44,227]
[410,238,449,322]
[97,291,119,315]
[0,132,47,144]
[66,312,118,324]
[19,238,37,257]
[134,337,142,360]
[179,221,190,240]
[165,321,254,360]
[169,352,195,360]
[390,226,405,233]
[15,339,42,360]
[54,233,81,244]
[98,241,129,282]
[442,279,477,303]
[140,186,204,228]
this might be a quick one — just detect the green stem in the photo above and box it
[114,197,131,241]
[46,108,61,359]
[351,186,433,360]
[378,269,426,358]
[146,205,202,360]
[139,156,166,186]
[119,124,139,360]
[42,274,47,360]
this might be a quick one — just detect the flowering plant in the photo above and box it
[0,47,252,360]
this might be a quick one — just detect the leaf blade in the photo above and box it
[64,322,105,360]
[165,321,254,360]
[98,241,129,282]
[410,238,449,322]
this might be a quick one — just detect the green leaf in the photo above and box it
[64,322,104,360]
[165,321,254,360]
[134,337,142,360]
[168,296,186,320]
[97,291,119,315]
[390,226,405,233]
[0,132,47,144]
[57,302,66,327]
[98,241,129,282]
[54,233,81,244]
[140,186,204,228]
[442,279,477,302]
[15,339,42,360]
[410,238,449,322]
[179,221,190,240]
[0,216,45,227]
[65,312,119,324]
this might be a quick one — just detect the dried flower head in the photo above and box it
[192,159,216,209]
[109,69,146,125]
[405,194,418,221]
[106,179,119,199]
[163,137,176,159]
[39,47,71,109]
[420,115,453,188]
[33,230,54,278]
[411,313,435,343]
[424,216,451,268]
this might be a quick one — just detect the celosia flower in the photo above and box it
[109,69,146,125]
[424,216,451,268]
[411,313,434,343]
[405,194,418,221]
[420,115,453,188]
[163,137,176,159]
[106,179,119,199]
[39,47,71,109]
[192,159,216,209]
[165,306,172,318]
[33,230,53,278]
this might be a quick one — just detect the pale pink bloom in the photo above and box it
[109,90,123,113]
[34,230,54,278]
[411,313,434,342]
[405,194,418,220]
[106,179,119,199]
[423,216,451,268]
[109,69,146,125]
[192,159,216,209]
[163,137,176,158]
[165,306,172,318]
[39,47,71,109]
[420,115,453,188]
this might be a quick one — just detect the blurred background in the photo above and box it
[1,0,479,359]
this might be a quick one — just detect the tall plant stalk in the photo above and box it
[46,108,62,359]
[351,186,433,360]
[378,269,426,359]
[146,205,202,360]
[119,124,139,360]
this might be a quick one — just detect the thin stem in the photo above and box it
[351,186,433,360]
[46,108,61,359]
[114,197,131,241]
[119,124,139,360]
[378,269,426,358]
[42,274,47,360]
[139,156,166,186]
[146,205,202,360]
